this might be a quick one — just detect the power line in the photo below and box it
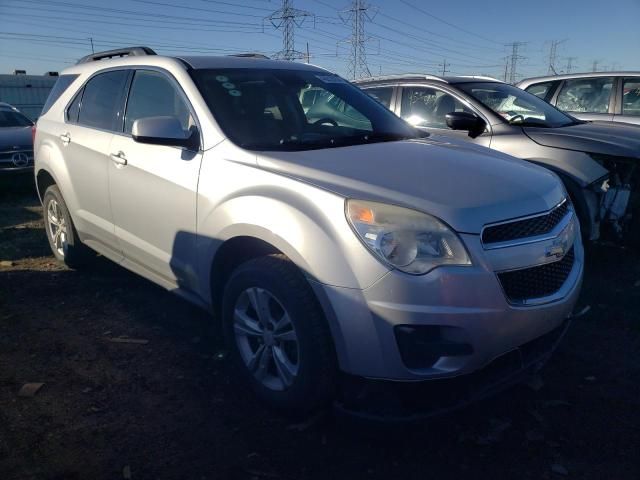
[368,20,502,65]
[267,0,314,61]
[12,0,267,25]
[199,0,274,12]
[2,3,267,30]
[376,11,505,53]
[399,0,503,46]
[5,16,267,52]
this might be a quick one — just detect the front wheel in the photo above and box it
[222,254,337,414]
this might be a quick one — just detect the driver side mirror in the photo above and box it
[132,116,199,151]
[445,112,486,139]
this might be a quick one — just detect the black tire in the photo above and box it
[221,254,337,414]
[42,185,93,269]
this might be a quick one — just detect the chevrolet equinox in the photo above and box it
[34,48,583,418]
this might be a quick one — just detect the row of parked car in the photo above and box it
[354,73,640,241]
[14,47,640,419]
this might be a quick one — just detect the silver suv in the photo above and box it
[34,48,583,418]
[517,72,640,125]
[356,75,640,241]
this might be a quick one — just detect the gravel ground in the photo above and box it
[1,184,639,480]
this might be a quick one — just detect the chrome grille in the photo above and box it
[482,200,570,246]
[0,149,34,168]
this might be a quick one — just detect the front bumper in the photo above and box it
[313,222,584,382]
[334,318,571,422]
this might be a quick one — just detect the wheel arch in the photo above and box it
[526,160,598,239]
[209,235,282,318]
[36,168,57,203]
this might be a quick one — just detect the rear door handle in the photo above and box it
[110,151,127,166]
[59,133,70,145]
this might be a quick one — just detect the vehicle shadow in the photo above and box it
[0,261,561,480]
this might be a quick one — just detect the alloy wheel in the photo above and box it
[233,287,300,391]
[47,198,68,257]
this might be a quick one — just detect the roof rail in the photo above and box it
[76,47,157,64]
[356,73,447,83]
[228,53,270,59]
[455,75,503,82]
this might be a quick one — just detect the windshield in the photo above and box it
[191,68,418,151]
[0,109,33,128]
[457,82,577,128]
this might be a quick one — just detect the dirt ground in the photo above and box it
[1,182,639,480]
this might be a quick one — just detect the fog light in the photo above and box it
[395,325,474,370]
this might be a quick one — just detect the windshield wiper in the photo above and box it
[508,118,551,128]
[364,132,415,142]
[240,132,413,151]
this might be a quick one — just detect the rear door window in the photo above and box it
[77,70,129,131]
[556,77,614,113]
[622,78,640,116]
[525,81,560,102]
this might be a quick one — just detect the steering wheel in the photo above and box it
[507,113,525,124]
[313,117,339,127]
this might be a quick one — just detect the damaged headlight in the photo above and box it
[346,200,471,274]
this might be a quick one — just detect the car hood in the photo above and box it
[0,126,32,150]
[524,121,640,159]
[257,138,564,234]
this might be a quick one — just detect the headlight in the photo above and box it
[346,199,471,274]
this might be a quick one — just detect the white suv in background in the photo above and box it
[34,47,583,419]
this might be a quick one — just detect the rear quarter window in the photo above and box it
[525,80,560,102]
[40,74,79,117]
[364,87,394,108]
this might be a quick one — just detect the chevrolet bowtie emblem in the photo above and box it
[545,240,567,258]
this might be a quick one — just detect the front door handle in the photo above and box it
[59,133,70,145]
[110,151,127,166]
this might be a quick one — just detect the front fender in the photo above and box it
[525,151,608,188]
[196,191,390,297]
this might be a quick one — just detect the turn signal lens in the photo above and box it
[346,200,471,275]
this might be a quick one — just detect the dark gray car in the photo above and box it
[517,72,640,126]
[0,102,34,175]
[356,75,640,240]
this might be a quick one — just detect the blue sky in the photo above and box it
[1,0,639,80]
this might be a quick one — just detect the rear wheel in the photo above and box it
[43,185,93,268]
[222,254,337,414]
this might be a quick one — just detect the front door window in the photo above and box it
[400,86,471,129]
